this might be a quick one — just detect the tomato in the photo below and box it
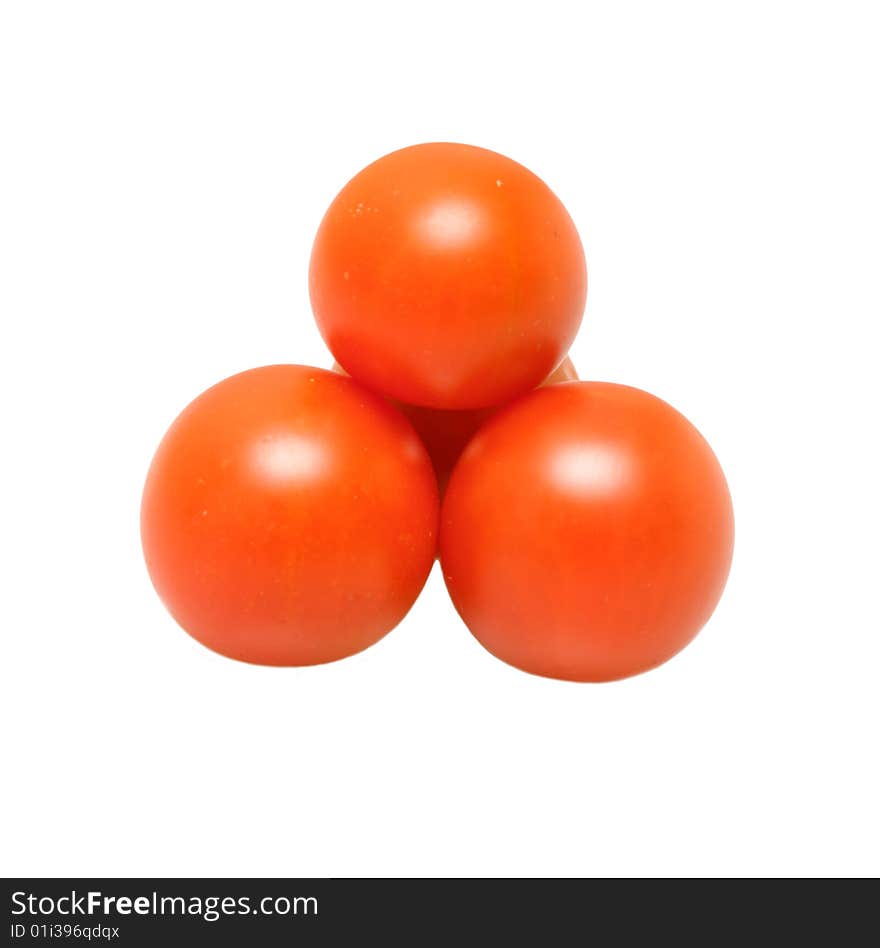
[309,142,587,410]
[141,365,438,666]
[440,382,734,682]
[333,355,578,494]
[395,356,578,494]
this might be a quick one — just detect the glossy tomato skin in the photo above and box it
[310,142,587,410]
[141,365,438,666]
[440,382,734,682]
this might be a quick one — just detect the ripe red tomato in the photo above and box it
[310,142,587,410]
[395,356,578,494]
[440,382,734,682]
[141,365,438,666]
[333,355,578,494]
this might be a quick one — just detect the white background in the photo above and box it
[2,1,878,878]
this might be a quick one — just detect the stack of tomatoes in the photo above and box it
[142,143,733,682]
